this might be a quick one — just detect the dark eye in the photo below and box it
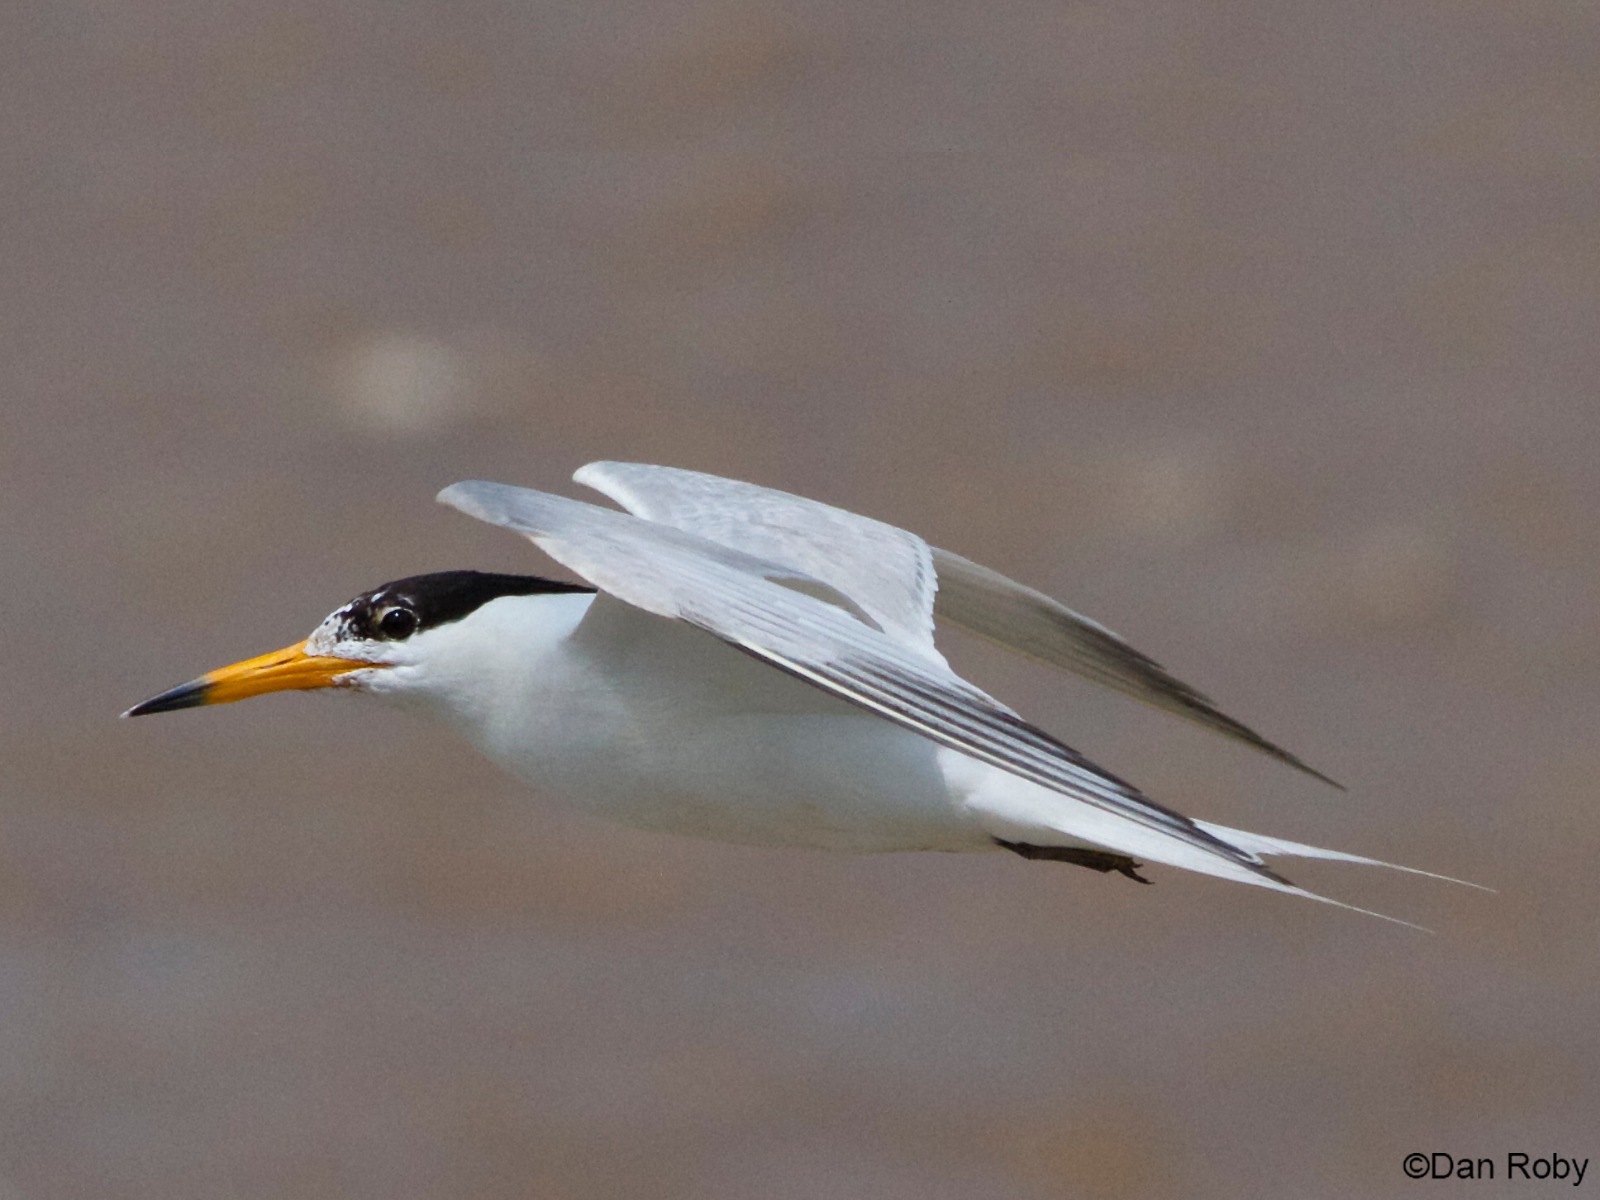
[376,605,418,639]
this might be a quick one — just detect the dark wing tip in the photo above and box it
[1209,712,1345,790]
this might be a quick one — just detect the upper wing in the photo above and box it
[574,462,941,661]
[438,478,1282,884]
[931,550,1341,788]
[576,461,1336,787]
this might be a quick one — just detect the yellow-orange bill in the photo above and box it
[122,641,369,717]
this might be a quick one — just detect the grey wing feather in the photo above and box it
[930,550,1342,788]
[574,461,940,660]
[575,461,1333,786]
[437,481,878,631]
[438,479,1283,882]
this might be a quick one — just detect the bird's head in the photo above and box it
[123,571,594,718]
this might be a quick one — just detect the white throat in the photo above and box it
[358,591,597,732]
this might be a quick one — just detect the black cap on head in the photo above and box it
[333,570,595,642]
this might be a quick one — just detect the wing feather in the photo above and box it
[930,549,1341,788]
[574,461,1334,785]
[575,461,940,659]
[438,479,1281,883]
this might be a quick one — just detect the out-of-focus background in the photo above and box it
[4,2,1597,1197]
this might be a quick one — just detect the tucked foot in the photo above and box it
[994,837,1154,884]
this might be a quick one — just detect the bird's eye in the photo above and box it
[376,605,419,639]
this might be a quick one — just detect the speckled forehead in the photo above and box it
[305,592,388,657]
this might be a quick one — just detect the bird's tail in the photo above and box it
[1186,819,1487,930]
[975,777,1483,929]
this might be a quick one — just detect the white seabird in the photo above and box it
[127,462,1476,923]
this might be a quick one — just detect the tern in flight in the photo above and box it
[127,462,1471,922]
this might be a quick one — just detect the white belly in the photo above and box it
[452,594,992,852]
[555,713,992,851]
[371,593,1323,893]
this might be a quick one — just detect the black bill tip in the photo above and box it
[122,679,211,718]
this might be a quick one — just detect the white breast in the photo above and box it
[415,592,988,852]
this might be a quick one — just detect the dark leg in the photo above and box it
[994,838,1154,884]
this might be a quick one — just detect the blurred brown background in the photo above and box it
[4,2,1597,1197]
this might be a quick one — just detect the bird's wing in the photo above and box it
[575,462,1332,785]
[439,479,1281,884]
[574,461,941,661]
[930,550,1341,788]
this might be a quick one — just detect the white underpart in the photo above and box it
[352,585,1464,931]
